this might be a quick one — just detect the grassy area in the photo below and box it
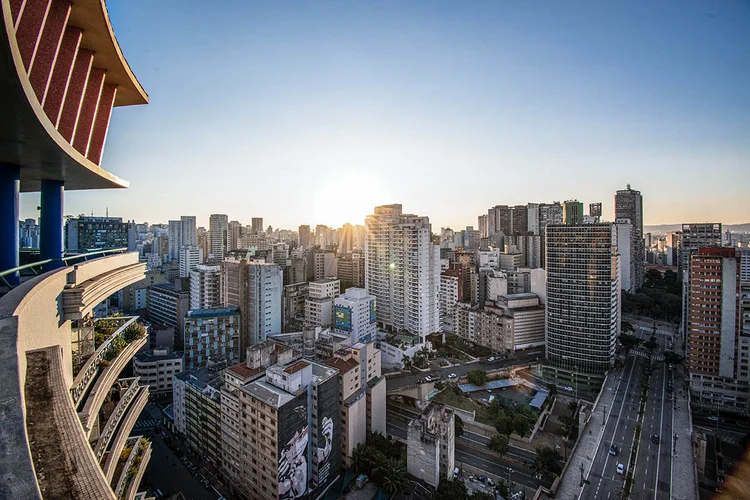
[432,388,480,414]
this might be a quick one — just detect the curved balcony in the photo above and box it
[122,443,152,500]
[71,315,139,405]
[79,332,147,438]
[94,377,141,461]
[102,386,149,482]
[63,261,147,321]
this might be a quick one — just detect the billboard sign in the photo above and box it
[335,305,352,331]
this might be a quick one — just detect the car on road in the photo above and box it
[562,386,573,392]
[448,373,457,379]
[651,434,660,444]
[424,375,432,382]
[609,444,618,456]
[488,357,495,362]
[707,416,719,421]
[616,463,625,475]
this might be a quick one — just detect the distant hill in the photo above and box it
[644,223,750,234]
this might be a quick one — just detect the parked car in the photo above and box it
[617,463,625,475]
[448,373,457,379]
[609,444,618,456]
[488,357,495,362]
[707,416,719,421]
[424,375,432,382]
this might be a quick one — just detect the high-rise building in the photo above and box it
[615,185,644,289]
[562,200,584,225]
[190,264,222,309]
[181,215,197,247]
[407,403,455,488]
[168,219,182,261]
[365,204,440,340]
[298,224,312,248]
[312,248,337,281]
[545,224,621,383]
[184,307,241,369]
[539,202,563,229]
[147,281,190,346]
[614,220,634,293]
[339,223,354,254]
[65,215,136,251]
[686,248,749,414]
[282,282,309,332]
[221,259,283,352]
[133,348,183,398]
[334,287,377,344]
[678,223,722,277]
[227,220,242,252]
[487,205,511,236]
[234,358,341,500]
[197,226,209,261]
[526,203,540,236]
[251,217,263,234]
[19,218,39,248]
[478,214,489,238]
[324,341,385,468]
[305,278,341,329]
[178,245,203,278]
[589,202,602,218]
[510,204,528,234]
[173,365,224,468]
[337,250,366,290]
[209,214,229,258]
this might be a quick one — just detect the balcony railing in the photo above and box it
[0,247,129,290]
[71,315,139,405]
[113,436,150,499]
[94,377,142,461]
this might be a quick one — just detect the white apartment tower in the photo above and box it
[181,215,197,247]
[190,264,221,310]
[365,204,440,340]
[545,223,621,377]
[179,246,203,278]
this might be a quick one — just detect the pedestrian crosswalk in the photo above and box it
[133,418,160,430]
[630,350,664,361]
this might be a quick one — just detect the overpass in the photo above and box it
[386,380,438,402]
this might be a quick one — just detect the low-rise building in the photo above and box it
[334,287,377,344]
[133,348,183,398]
[407,403,455,488]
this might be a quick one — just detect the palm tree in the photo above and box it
[374,457,406,494]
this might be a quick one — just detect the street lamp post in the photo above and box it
[574,365,578,400]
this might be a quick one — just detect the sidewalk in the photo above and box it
[552,370,620,499]
[671,363,698,500]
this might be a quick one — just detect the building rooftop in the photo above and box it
[175,366,224,392]
[505,292,539,300]
[241,380,295,408]
[325,356,359,374]
[228,363,264,380]
[134,349,183,363]
[283,361,310,375]
[186,306,240,318]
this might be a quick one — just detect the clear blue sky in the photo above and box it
[21,0,750,230]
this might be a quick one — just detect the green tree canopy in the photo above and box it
[489,433,509,454]
[467,369,488,386]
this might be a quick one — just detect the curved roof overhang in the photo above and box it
[0,0,148,192]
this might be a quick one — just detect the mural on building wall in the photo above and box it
[278,396,309,500]
[335,305,352,331]
[369,300,377,323]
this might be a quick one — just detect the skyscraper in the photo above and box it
[614,185,644,290]
[545,223,621,383]
[338,223,354,253]
[298,224,311,248]
[686,248,749,414]
[678,223,722,277]
[209,214,228,258]
[364,204,440,340]
[178,245,203,278]
[221,259,283,352]
[168,220,182,261]
[227,220,242,252]
[562,200,584,225]
[190,264,221,309]
[251,217,263,234]
[181,215,197,247]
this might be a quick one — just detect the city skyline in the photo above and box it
[17,0,750,228]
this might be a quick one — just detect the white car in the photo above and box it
[424,375,432,382]
[616,463,625,475]
[488,357,495,362]
[448,373,457,379]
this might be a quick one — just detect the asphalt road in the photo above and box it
[386,406,552,491]
[582,318,681,500]
[385,349,544,390]
[581,355,643,500]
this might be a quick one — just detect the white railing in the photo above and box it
[94,378,141,461]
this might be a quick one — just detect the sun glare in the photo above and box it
[310,170,389,228]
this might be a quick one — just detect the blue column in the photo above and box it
[0,165,20,286]
[40,179,65,272]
